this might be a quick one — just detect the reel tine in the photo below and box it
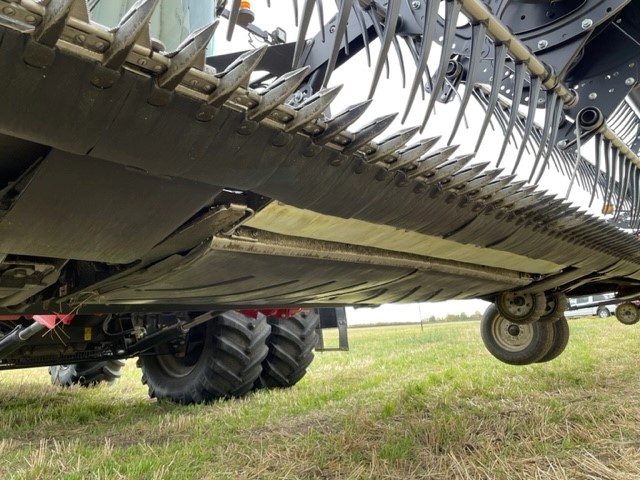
[343,113,399,155]
[366,7,391,82]
[615,152,626,217]
[533,94,564,184]
[316,0,326,42]
[615,157,632,220]
[353,3,372,67]
[512,76,542,175]
[388,136,441,171]
[247,66,311,122]
[293,0,315,68]
[159,21,219,90]
[368,0,402,99]
[314,99,372,144]
[284,85,343,133]
[602,139,613,211]
[226,0,241,41]
[588,134,602,208]
[402,37,428,101]
[34,0,75,47]
[207,45,268,106]
[392,35,406,89]
[528,90,557,182]
[420,0,462,132]
[496,62,525,167]
[448,22,487,144]
[620,118,640,141]
[323,0,353,87]
[103,0,159,71]
[474,43,508,152]
[632,169,640,228]
[293,0,299,26]
[402,0,440,122]
[364,126,421,163]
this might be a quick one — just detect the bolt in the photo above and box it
[626,77,636,86]
[2,6,15,16]
[537,39,548,49]
[411,0,421,8]
[329,25,336,34]
[588,92,597,100]
[581,18,593,30]
[557,140,568,149]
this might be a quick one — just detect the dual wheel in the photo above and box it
[481,302,570,366]
[138,310,319,404]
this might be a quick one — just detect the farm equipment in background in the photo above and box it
[0,0,640,402]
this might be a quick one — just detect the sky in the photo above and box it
[212,3,603,324]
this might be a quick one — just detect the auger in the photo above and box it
[0,0,638,403]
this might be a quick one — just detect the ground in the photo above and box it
[1,317,639,479]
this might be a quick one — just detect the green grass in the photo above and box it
[2,317,640,479]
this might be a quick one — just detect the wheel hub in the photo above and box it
[507,324,521,336]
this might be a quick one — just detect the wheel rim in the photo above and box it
[498,292,535,318]
[617,303,638,324]
[491,315,534,352]
[155,325,207,379]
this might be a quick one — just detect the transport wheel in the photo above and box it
[615,303,640,325]
[537,316,570,363]
[495,291,546,324]
[539,292,568,323]
[480,304,553,365]
[255,311,319,389]
[49,359,125,387]
[138,311,269,404]
[597,308,611,318]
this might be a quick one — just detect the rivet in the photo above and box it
[625,77,635,86]
[2,7,15,16]
[25,15,36,24]
[537,39,548,49]
[588,92,597,100]
[581,18,593,30]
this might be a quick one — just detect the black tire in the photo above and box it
[598,308,611,319]
[256,311,319,389]
[537,316,570,363]
[480,304,554,365]
[496,291,546,324]
[49,359,125,387]
[539,292,568,323]
[138,311,270,404]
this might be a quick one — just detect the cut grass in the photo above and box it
[1,317,640,479]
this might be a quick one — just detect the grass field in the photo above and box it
[1,316,640,479]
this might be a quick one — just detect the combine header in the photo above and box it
[0,0,638,403]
